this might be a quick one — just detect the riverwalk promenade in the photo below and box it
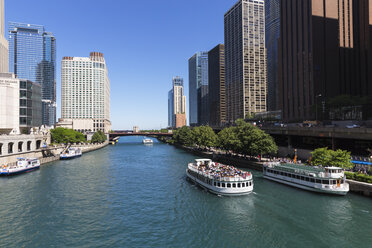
[2,141,109,167]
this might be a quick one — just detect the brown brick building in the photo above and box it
[175,113,186,128]
[279,0,372,122]
[208,44,226,128]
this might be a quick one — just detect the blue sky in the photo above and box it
[5,0,236,130]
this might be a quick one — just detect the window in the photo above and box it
[227,183,231,188]
[233,183,236,188]
[222,183,225,187]
[218,183,221,187]
[242,183,245,187]
[310,178,315,183]
[238,183,241,188]
[316,179,321,184]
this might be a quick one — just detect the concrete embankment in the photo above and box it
[3,141,109,166]
[171,143,372,198]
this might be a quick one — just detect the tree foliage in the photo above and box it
[311,147,353,169]
[91,130,107,143]
[192,126,218,148]
[172,126,195,146]
[171,119,278,156]
[51,127,86,144]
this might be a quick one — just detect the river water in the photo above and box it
[0,136,371,248]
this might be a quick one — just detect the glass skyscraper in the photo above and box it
[188,52,208,126]
[265,0,280,111]
[8,22,56,126]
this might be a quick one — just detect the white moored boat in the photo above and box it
[60,148,82,160]
[0,158,40,176]
[142,138,153,144]
[186,159,254,196]
[263,162,349,195]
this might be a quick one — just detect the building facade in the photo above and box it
[224,0,267,123]
[61,52,111,133]
[208,44,226,128]
[278,0,372,122]
[19,79,42,132]
[168,76,186,128]
[188,52,208,126]
[8,22,56,126]
[0,73,19,133]
[0,0,8,73]
[265,0,280,111]
[0,73,42,134]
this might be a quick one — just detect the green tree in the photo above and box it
[311,147,352,169]
[91,130,107,143]
[192,126,217,148]
[217,126,241,152]
[51,128,86,144]
[235,119,278,156]
[172,126,195,146]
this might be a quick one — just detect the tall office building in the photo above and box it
[8,22,56,126]
[278,0,372,122]
[208,44,226,128]
[224,0,267,123]
[265,0,280,111]
[60,52,111,133]
[0,0,8,73]
[168,76,186,128]
[188,52,208,126]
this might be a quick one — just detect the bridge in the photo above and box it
[109,131,173,141]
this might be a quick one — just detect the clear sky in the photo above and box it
[5,0,237,130]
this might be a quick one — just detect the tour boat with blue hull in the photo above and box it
[186,159,254,196]
[60,148,82,160]
[263,162,349,195]
[0,158,40,176]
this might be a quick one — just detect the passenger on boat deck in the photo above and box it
[196,162,250,178]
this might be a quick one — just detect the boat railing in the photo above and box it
[188,166,252,181]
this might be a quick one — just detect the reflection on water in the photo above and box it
[0,136,371,248]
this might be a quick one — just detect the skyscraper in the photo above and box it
[0,0,8,73]
[278,0,372,122]
[8,22,56,126]
[265,0,280,111]
[168,76,186,128]
[224,0,267,123]
[208,44,226,128]
[60,52,111,133]
[188,52,208,126]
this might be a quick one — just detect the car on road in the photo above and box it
[346,124,360,128]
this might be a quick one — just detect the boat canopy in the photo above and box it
[195,159,212,163]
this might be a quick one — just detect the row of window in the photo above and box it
[188,169,252,188]
[265,168,340,185]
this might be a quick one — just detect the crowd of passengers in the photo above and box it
[196,161,250,179]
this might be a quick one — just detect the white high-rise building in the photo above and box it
[224,0,267,123]
[0,0,8,73]
[168,77,186,128]
[60,52,111,133]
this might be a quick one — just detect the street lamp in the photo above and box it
[315,94,322,123]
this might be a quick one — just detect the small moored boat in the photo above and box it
[60,148,82,160]
[0,158,40,176]
[186,159,253,196]
[263,162,349,195]
[142,138,153,144]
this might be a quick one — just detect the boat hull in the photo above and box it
[0,166,40,176]
[60,154,82,160]
[263,174,349,195]
[186,170,253,196]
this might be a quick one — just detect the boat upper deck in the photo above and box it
[188,159,252,182]
[264,162,344,179]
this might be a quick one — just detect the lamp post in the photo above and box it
[315,94,322,123]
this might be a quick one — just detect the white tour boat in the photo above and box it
[0,158,40,176]
[143,138,153,144]
[60,148,82,160]
[186,159,254,196]
[263,162,349,195]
